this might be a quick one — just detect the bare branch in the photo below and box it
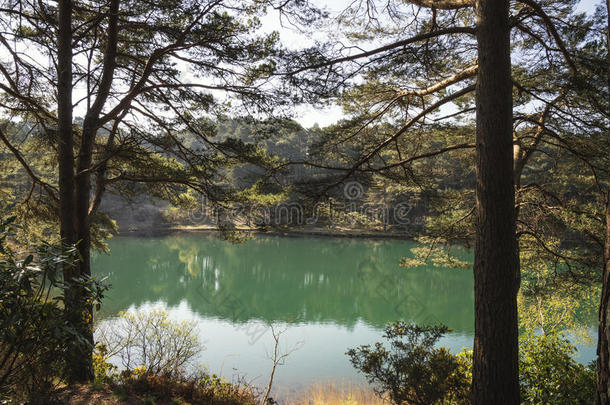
[284,26,475,76]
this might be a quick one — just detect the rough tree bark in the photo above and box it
[599,189,610,405]
[472,0,520,403]
[57,0,95,383]
[56,0,75,253]
[596,1,610,402]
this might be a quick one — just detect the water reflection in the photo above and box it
[92,234,474,332]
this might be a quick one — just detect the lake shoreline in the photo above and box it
[117,224,417,240]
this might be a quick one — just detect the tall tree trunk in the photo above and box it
[472,0,520,403]
[69,0,120,382]
[57,0,75,250]
[71,132,95,382]
[599,200,610,405]
[596,1,610,403]
[57,0,95,383]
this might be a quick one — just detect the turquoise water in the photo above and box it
[91,233,596,390]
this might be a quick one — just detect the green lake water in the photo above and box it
[91,234,596,391]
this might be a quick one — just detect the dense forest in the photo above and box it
[0,0,609,404]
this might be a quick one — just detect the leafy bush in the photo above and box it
[0,216,107,402]
[349,322,596,405]
[92,310,257,404]
[95,309,203,378]
[346,322,470,405]
[519,332,595,404]
[93,343,119,384]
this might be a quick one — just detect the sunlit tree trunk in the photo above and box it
[472,0,520,403]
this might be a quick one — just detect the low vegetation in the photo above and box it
[89,310,258,405]
[95,310,203,378]
[519,332,596,404]
[282,383,386,405]
[54,319,598,405]
[347,322,595,405]
[0,217,107,403]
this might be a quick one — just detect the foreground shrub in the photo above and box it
[520,332,595,404]
[95,309,203,378]
[349,322,596,405]
[113,371,259,405]
[347,322,470,405]
[92,308,260,404]
[0,216,107,402]
[92,343,119,384]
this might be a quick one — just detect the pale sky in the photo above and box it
[2,0,601,129]
[275,0,604,128]
[260,0,352,128]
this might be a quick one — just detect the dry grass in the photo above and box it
[52,374,260,405]
[55,384,123,405]
[282,382,387,405]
